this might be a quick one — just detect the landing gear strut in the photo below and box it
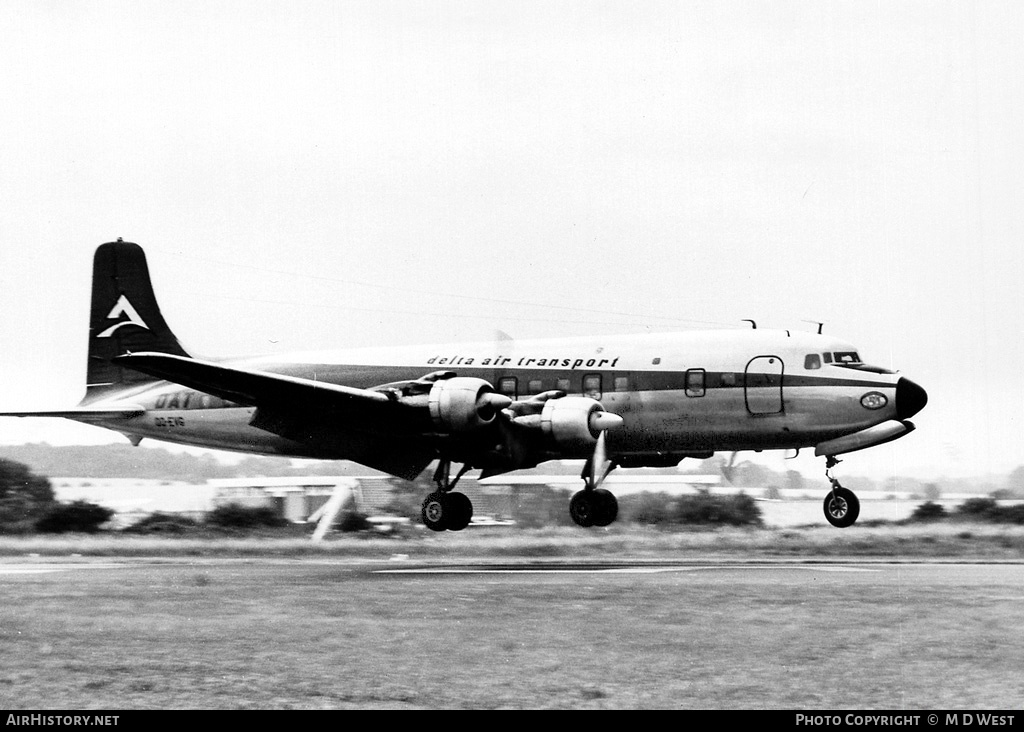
[421,459,474,532]
[569,455,618,528]
[822,456,860,528]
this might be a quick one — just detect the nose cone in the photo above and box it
[481,392,513,411]
[590,411,624,432]
[896,377,928,420]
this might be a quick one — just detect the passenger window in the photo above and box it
[685,369,706,397]
[499,377,518,400]
[556,377,571,393]
[804,354,821,370]
[614,376,629,392]
[528,379,543,394]
[583,374,602,399]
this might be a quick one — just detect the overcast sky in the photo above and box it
[2,1,1022,482]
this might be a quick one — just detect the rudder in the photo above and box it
[86,239,190,396]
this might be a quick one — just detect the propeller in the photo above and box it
[590,411,623,432]
[477,390,512,420]
[586,431,609,489]
[720,451,740,485]
[506,390,565,417]
[504,391,623,489]
[586,410,622,490]
[504,390,565,429]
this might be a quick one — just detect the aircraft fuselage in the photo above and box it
[81,328,923,465]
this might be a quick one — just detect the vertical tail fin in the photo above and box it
[85,239,190,398]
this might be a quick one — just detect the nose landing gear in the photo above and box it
[823,456,860,528]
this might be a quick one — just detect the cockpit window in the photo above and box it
[804,354,821,370]
[826,350,897,374]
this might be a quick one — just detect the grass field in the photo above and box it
[2,524,1023,710]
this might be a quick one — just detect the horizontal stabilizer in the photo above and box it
[0,405,146,424]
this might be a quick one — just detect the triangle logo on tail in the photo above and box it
[96,294,150,338]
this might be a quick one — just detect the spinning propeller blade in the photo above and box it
[587,411,621,489]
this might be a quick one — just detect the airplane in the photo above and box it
[1,240,928,530]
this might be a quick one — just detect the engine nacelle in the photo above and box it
[540,396,618,453]
[428,377,510,433]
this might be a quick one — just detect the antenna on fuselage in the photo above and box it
[802,320,825,334]
[741,319,757,329]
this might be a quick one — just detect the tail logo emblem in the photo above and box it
[97,294,150,338]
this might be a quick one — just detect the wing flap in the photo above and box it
[249,406,435,479]
[0,405,146,425]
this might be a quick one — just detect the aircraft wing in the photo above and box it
[116,352,390,409]
[113,352,436,478]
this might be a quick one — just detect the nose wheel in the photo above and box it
[823,457,860,528]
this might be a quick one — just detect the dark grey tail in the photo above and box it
[85,240,190,399]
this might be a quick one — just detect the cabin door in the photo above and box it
[744,355,784,415]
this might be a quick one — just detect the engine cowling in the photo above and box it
[428,377,511,433]
[540,396,623,453]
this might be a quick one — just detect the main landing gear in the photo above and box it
[823,456,860,528]
[421,459,475,532]
[569,456,619,528]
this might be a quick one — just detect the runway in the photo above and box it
[2,556,1023,708]
[374,561,883,574]
[3,555,1023,587]
[3,555,1022,572]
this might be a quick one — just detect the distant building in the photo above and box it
[52,478,215,528]
[208,477,369,523]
